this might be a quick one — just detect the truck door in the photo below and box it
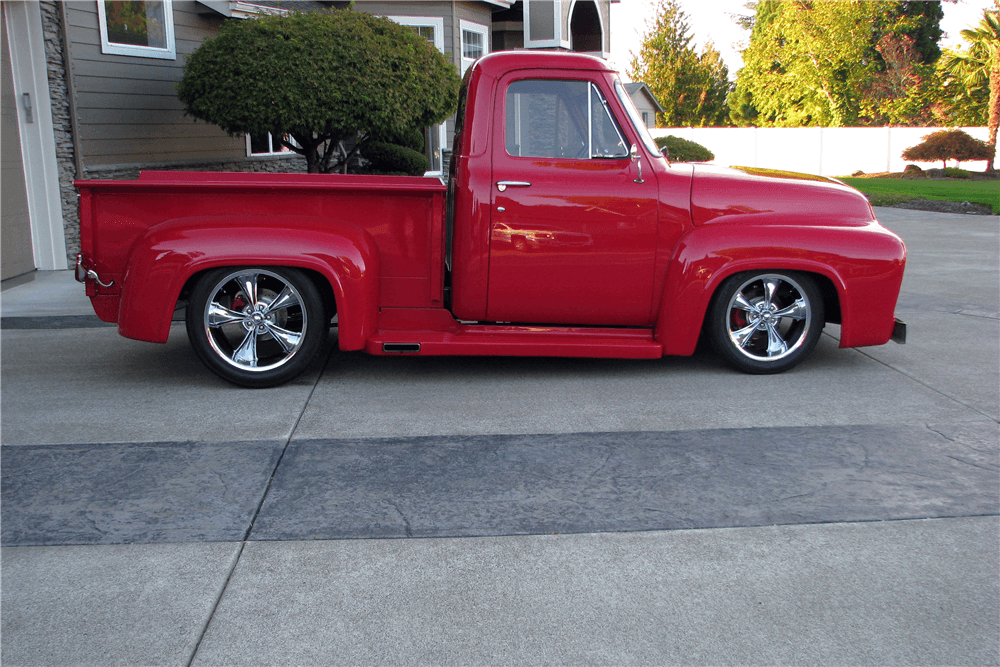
[487,74,658,326]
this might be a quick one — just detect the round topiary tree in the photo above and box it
[901,129,992,169]
[654,135,715,162]
[177,10,461,173]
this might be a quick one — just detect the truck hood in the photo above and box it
[689,165,876,227]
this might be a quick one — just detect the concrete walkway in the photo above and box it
[2,208,998,666]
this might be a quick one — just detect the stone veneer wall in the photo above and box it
[84,155,311,182]
[37,1,312,263]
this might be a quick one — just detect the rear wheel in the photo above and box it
[709,271,824,374]
[186,267,326,387]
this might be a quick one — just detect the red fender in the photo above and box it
[117,215,380,350]
[654,222,906,356]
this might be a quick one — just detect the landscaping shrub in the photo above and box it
[361,141,429,176]
[901,129,992,168]
[371,126,425,154]
[654,135,715,162]
[941,167,973,179]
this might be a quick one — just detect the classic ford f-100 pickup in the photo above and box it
[74,51,906,387]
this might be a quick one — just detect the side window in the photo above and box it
[590,85,628,157]
[97,0,176,60]
[505,80,627,159]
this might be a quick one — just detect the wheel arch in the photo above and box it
[178,265,339,323]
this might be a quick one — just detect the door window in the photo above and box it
[505,80,627,160]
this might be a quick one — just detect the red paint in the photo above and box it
[75,51,905,368]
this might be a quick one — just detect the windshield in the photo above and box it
[614,78,661,156]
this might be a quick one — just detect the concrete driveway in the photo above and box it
[2,208,997,666]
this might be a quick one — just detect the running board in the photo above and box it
[368,325,662,359]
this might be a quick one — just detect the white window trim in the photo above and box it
[384,15,444,51]
[524,0,570,50]
[384,15,448,177]
[196,1,289,18]
[97,0,177,60]
[246,133,297,157]
[459,19,489,75]
[568,0,607,58]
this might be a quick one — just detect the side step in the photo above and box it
[368,324,662,359]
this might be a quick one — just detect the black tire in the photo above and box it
[186,267,326,387]
[708,271,824,374]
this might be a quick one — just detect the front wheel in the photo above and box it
[708,271,824,374]
[186,267,326,387]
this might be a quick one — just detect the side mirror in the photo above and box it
[660,145,670,161]
[630,145,644,184]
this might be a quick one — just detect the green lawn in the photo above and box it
[838,177,1000,214]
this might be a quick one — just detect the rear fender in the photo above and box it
[654,223,905,355]
[118,215,380,349]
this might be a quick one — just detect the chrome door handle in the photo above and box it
[496,181,531,192]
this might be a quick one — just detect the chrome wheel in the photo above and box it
[203,270,307,371]
[710,271,824,374]
[727,274,811,361]
[187,267,326,387]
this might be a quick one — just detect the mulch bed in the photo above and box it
[885,199,996,216]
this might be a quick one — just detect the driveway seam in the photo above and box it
[852,347,999,424]
[184,341,335,667]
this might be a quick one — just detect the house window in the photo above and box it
[524,0,568,49]
[528,0,555,40]
[641,111,649,127]
[97,1,176,60]
[385,16,444,51]
[385,16,448,175]
[460,20,488,74]
[247,133,293,156]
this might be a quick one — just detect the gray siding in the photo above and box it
[454,1,493,55]
[66,1,245,168]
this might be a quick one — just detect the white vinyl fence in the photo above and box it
[652,126,990,176]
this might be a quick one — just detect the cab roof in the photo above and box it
[472,51,615,78]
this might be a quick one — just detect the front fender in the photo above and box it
[654,222,906,355]
[118,215,380,350]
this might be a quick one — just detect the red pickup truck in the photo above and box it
[75,51,906,387]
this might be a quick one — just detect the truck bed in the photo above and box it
[76,171,448,315]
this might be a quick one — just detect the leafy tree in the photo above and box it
[729,1,944,127]
[629,0,732,127]
[177,10,461,173]
[901,129,992,168]
[940,8,999,171]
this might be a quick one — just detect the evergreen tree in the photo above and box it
[629,0,732,127]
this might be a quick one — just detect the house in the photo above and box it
[623,82,664,129]
[1,0,616,279]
